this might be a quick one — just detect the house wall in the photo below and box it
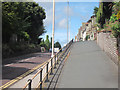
[83,30,86,41]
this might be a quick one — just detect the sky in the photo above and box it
[36,2,99,47]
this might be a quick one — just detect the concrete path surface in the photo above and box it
[57,41,118,88]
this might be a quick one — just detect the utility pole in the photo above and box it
[67,0,69,43]
[52,0,55,57]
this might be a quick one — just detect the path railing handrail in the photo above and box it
[23,39,73,90]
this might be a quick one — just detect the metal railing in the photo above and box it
[23,39,73,90]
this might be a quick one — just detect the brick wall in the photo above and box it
[97,32,118,65]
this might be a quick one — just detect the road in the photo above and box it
[57,41,118,88]
[1,52,51,88]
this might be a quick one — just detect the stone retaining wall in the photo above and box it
[97,32,118,65]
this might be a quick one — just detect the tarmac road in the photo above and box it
[1,52,51,88]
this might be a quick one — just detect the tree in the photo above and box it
[96,2,113,28]
[93,6,98,16]
[40,39,45,47]
[2,2,31,43]
[24,2,46,43]
[50,37,52,48]
[54,41,61,49]
[44,35,50,51]
[109,2,120,38]
[2,2,46,44]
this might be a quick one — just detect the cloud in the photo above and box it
[37,2,96,47]
[57,18,67,29]
[39,2,66,30]
[44,8,53,27]
[70,5,90,21]
[62,5,90,23]
[38,2,53,28]
[64,6,74,16]
[54,32,67,46]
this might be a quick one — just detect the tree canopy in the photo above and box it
[54,41,61,49]
[44,35,50,51]
[2,2,46,44]
[96,2,113,28]
[93,6,98,16]
[95,1,120,38]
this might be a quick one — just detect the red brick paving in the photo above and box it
[1,52,51,86]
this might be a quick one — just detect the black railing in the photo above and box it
[23,39,73,90]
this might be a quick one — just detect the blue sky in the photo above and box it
[37,2,99,47]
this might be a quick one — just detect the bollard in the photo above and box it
[50,58,53,75]
[40,68,43,90]
[45,62,49,82]
[28,79,32,90]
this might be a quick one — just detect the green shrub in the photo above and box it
[28,44,35,49]
[85,35,90,40]
[2,44,14,58]
[2,43,41,59]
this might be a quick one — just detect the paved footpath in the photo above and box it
[57,41,118,88]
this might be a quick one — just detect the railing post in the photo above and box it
[54,55,56,69]
[56,54,59,64]
[45,62,49,82]
[28,79,32,90]
[50,58,53,75]
[40,68,43,90]
[59,53,62,61]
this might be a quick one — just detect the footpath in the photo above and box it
[57,41,118,88]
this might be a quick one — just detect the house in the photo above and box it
[77,15,97,41]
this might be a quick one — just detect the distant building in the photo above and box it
[77,15,97,41]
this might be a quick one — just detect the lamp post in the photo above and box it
[52,0,55,57]
[67,0,69,43]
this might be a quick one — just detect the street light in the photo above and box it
[52,0,55,57]
[67,0,69,43]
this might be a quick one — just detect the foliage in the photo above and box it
[2,43,41,59]
[44,35,50,51]
[50,37,52,48]
[40,39,44,46]
[85,35,90,40]
[96,2,103,27]
[93,6,98,16]
[112,2,120,13]
[25,2,46,43]
[54,42,61,49]
[111,21,120,38]
[103,2,120,38]
[104,17,120,38]
[40,39,47,50]
[112,2,120,37]
[110,13,117,23]
[96,2,113,28]
[20,31,30,41]
[40,39,45,47]
[2,2,47,58]
[2,2,46,44]
[2,44,13,57]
